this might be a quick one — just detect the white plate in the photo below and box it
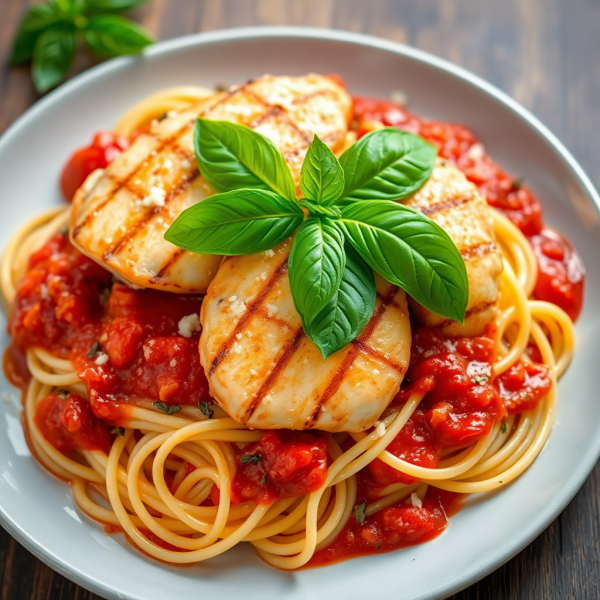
[0,27,599,600]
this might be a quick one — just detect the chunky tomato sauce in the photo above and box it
[353,96,585,321]
[60,131,129,201]
[310,481,463,566]
[9,231,211,450]
[211,430,329,505]
[8,94,582,567]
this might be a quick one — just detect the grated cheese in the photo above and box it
[141,186,166,207]
[178,313,200,338]
[95,352,109,366]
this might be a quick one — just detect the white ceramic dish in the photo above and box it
[0,27,599,600]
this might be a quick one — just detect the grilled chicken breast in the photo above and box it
[70,74,353,294]
[403,159,503,335]
[199,238,411,432]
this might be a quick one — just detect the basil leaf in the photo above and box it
[338,201,469,323]
[10,4,62,65]
[165,189,303,256]
[304,243,375,358]
[84,0,149,13]
[300,134,345,205]
[288,217,345,327]
[49,0,84,17]
[298,197,341,219]
[83,15,154,58]
[194,119,297,203]
[32,24,76,93]
[338,128,437,202]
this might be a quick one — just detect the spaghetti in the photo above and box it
[0,87,577,569]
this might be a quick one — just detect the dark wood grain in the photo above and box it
[0,1,599,599]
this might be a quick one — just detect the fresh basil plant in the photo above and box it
[166,119,469,358]
[10,0,154,93]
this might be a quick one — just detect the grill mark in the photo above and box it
[241,328,305,422]
[351,339,408,376]
[433,299,497,330]
[103,170,201,260]
[149,249,185,284]
[72,93,228,240]
[305,285,400,428]
[418,194,474,217]
[460,241,498,261]
[209,258,289,375]
[243,86,316,147]
[249,105,281,128]
[291,89,333,105]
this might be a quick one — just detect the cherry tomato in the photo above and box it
[60,131,129,201]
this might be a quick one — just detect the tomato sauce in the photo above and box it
[211,430,329,505]
[352,96,585,321]
[9,233,212,440]
[33,391,111,454]
[310,479,463,567]
[60,131,129,202]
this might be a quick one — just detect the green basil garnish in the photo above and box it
[10,0,153,93]
[338,200,468,324]
[338,128,437,202]
[303,243,375,357]
[82,14,154,59]
[300,134,345,205]
[165,189,303,256]
[195,118,297,202]
[165,121,469,358]
[288,217,346,328]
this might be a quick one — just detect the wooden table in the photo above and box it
[1,0,599,598]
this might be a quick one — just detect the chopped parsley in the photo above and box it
[239,454,262,464]
[110,426,125,436]
[354,502,366,525]
[500,421,508,434]
[87,341,101,359]
[157,112,168,121]
[56,388,69,400]
[260,473,267,485]
[198,401,214,419]
[153,401,181,415]
[471,376,489,386]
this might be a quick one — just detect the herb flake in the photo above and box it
[354,502,366,525]
[110,426,125,436]
[56,388,69,399]
[500,421,508,434]
[260,473,267,485]
[239,454,262,464]
[153,401,181,415]
[198,401,214,419]
[87,341,101,359]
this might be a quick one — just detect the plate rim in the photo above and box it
[1,25,599,600]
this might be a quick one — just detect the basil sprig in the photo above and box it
[10,0,154,93]
[166,121,469,358]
